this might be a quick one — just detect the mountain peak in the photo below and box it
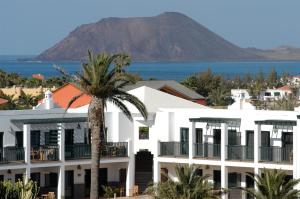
[36,13,260,61]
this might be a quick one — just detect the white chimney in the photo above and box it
[44,90,54,109]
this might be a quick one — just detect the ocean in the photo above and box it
[1,55,300,81]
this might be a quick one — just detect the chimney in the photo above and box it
[44,90,54,109]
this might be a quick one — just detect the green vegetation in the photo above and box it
[61,51,148,199]
[0,70,65,88]
[0,176,39,199]
[0,90,43,110]
[146,164,225,199]
[243,169,300,199]
[182,68,293,107]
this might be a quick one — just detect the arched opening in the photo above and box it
[135,150,153,193]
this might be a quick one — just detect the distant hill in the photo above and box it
[36,12,261,61]
[247,45,300,61]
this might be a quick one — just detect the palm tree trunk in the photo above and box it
[89,97,105,199]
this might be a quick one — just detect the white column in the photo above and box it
[153,159,161,183]
[126,139,134,196]
[189,122,195,161]
[25,167,31,182]
[57,166,65,199]
[254,124,261,174]
[221,165,228,199]
[241,173,246,199]
[58,123,65,162]
[221,123,228,162]
[23,124,31,165]
[254,167,261,191]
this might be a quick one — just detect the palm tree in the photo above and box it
[0,93,18,110]
[243,169,300,199]
[61,51,148,199]
[18,90,38,109]
[146,164,225,199]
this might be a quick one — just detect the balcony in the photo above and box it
[160,142,189,157]
[31,145,59,162]
[227,145,254,161]
[194,143,221,159]
[0,147,24,164]
[65,142,128,160]
[260,146,293,164]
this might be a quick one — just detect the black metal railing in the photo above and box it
[0,147,25,164]
[260,146,293,163]
[160,142,189,157]
[65,142,128,160]
[101,142,128,158]
[31,145,59,161]
[227,145,254,161]
[194,143,220,159]
[65,144,91,159]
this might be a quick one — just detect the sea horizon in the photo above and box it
[1,55,300,81]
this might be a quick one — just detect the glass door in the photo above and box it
[180,128,189,155]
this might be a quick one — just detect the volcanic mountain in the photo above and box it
[36,12,261,61]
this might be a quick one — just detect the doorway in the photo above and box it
[84,168,107,197]
[213,129,221,157]
[135,151,153,193]
[65,170,74,198]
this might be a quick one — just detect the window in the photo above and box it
[264,92,271,96]
[45,130,58,146]
[15,174,23,182]
[195,168,203,176]
[15,131,23,147]
[195,128,203,144]
[139,127,149,140]
[274,92,281,97]
[31,172,40,186]
[45,173,58,187]
[65,129,74,145]
[84,128,92,145]
[31,130,40,147]
[228,172,241,188]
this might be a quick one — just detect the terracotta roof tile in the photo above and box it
[51,83,91,108]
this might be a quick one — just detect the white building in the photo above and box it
[260,86,293,101]
[0,85,300,199]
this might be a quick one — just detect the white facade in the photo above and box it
[1,86,300,199]
[260,88,292,101]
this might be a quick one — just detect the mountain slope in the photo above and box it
[36,12,261,61]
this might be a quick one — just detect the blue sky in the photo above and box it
[0,0,300,55]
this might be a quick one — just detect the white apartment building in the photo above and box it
[0,86,300,199]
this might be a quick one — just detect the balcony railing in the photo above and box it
[65,144,91,159]
[0,147,24,164]
[101,142,128,158]
[260,146,293,163]
[65,142,128,160]
[227,145,254,161]
[31,145,59,161]
[194,143,221,159]
[160,142,189,157]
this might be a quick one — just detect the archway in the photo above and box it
[135,150,153,193]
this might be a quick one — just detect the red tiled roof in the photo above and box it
[0,98,8,105]
[49,83,91,108]
[277,85,291,91]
